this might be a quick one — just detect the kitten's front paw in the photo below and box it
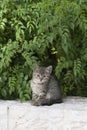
[30,100,40,106]
[30,100,35,105]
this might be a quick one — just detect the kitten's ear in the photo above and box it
[35,64,39,69]
[45,65,52,74]
[33,64,39,72]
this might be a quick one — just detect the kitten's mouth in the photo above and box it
[33,80,45,84]
[38,81,45,84]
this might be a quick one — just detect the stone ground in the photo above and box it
[0,96,87,130]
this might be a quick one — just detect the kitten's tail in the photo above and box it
[42,98,63,106]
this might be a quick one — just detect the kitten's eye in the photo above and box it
[43,75,46,78]
[37,74,40,77]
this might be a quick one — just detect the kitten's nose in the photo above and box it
[40,77,43,81]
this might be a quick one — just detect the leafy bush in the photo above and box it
[0,0,38,100]
[37,0,87,96]
[0,0,87,100]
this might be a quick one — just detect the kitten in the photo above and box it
[30,65,62,106]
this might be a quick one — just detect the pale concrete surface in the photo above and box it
[0,96,87,130]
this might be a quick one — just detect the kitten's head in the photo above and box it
[32,65,52,84]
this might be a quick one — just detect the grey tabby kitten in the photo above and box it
[30,65,62,106]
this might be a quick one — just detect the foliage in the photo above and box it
[0,0,87,100]
[0,0,38,100]
[37,0,87,96]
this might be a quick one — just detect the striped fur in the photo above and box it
[30,65,62,106]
